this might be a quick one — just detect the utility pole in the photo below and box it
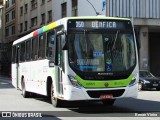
[131,0,134,29]
[86,0,101,16]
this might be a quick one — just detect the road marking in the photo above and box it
[0,82,9,85]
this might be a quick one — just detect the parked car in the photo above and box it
[139,70,160,90]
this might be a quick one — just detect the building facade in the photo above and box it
[0,0,16,74]
[18,0,53,38]
[5,0,17,43]
[0,0,53,75]
[53,0,106,21]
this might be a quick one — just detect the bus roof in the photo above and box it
[13,16,131,45]
[66,16,131,20]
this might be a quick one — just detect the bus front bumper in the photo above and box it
[62,83,138,101]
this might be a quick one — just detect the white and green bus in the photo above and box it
[12,16,139,107]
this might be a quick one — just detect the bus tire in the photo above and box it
[102,99,115,106]
[156,88,160,91]
[21,79,29,98]
[51,83,62,107]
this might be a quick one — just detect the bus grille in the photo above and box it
[86,89,125,98]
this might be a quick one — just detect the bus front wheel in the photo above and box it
[21,79,29,98]
[51,83,62,107]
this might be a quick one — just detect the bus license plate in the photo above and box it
[100,94,113,100]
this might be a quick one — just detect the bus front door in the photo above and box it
[56,35,64,96]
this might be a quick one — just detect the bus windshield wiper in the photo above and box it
[84,30,88,53]
[112,30,119,51]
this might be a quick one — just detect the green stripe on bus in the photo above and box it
[43,26,48,32]
[75,74,133,88]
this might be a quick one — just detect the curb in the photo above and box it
[0,75,11,83]
[0,76,11,79]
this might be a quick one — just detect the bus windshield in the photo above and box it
[68,30,136,73]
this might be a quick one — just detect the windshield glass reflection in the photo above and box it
[69,30,136,73]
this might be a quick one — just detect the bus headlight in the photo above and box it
[129,73,138,86]
[68,75,82,88]
[129,78,136,86]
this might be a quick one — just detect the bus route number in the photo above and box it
[76,21,84,28]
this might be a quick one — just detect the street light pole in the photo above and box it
[0,5,4,73]
[86,0,101,16]
[0,5,4,43]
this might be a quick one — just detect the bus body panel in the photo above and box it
[11,16,139,104]
[17,59,55,96]
[62,64,139,101]
[12,63,17,88]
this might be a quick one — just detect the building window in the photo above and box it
[20,6,23,16]
[24,21,28,31]
[31,0,37,10]
[6,0,9,8]
[25,4,28,14]
[12,10,15,19]
[48,10,52,23]
[6,14,9,22]
[72,0,77,16]
[5,28,9,37]
[12,0,15,4]
[11,26,15,35]
[31,17,37,27]
[42,0,45,5]
[20,23,23,33]
[61,2,67,18]
[41,13,45,25]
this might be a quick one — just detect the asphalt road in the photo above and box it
[0,77,160,120]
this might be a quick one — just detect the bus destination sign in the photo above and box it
[68,20,131,29]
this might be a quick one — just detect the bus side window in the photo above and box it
[47,30,55,59]
[38,33,46,59]
[32,37,38,60]
[26,39,31,61]
[20,42,26,62]
[12,46,16,63]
